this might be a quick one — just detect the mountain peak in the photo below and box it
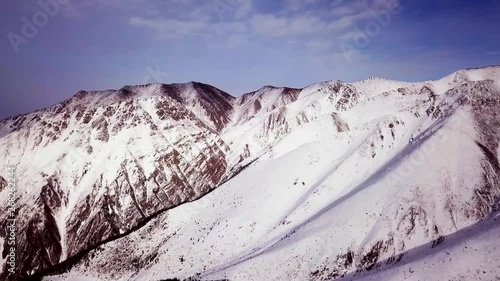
[2,66,500,280]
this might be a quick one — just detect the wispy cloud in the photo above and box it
[126,0,397,41]
[250,14,327,38]
[3,0,500,120]
[60,0,400,47]
[129,17,247,40]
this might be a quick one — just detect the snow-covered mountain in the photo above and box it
[0,82,235,280]
[1,66,500,281]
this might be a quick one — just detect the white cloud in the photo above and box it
[129,17,207,39]
[125,0,402,60]
[61,0,153,19]
[129,17,247,40]
[250,14,326,37]
[331,0,398,18]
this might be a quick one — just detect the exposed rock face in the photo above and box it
[310,80,500,280]
[467,81,500,219]
[0,177,6,192]
[234,86,302,124]
[1,67,500,281]
[0,82,234,280]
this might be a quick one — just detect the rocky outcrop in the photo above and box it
[1,67,499,280]
[0,83,233,280]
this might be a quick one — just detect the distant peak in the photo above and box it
[464,65,500,71]
[171,81,204,88]
[74,90,89,99]
[258,85,280,91]
[257,85,303,92]
[366,76,391,81]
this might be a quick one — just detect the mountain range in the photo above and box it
[0,66,499,281]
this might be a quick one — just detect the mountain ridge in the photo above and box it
[0,65,499,281]
[3,65,498,124]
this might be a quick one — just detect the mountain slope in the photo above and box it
[0,82,235,280]
[0,66,499,281]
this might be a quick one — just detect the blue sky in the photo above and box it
[1,0,500,119]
